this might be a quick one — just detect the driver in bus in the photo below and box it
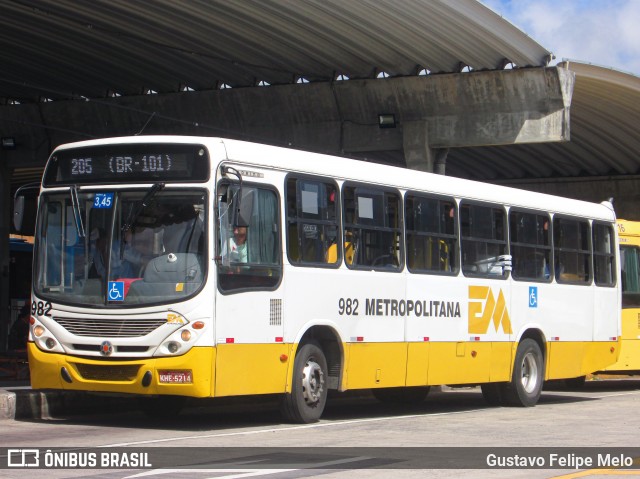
[90,227,146,279]
[228,226,248,263]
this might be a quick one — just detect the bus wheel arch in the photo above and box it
[504,330,546,407]
[297,325,343,391]
[280,325,343,423]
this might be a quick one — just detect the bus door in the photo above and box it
[545,217,597,379]
[458,203,513,385]
[214,181,286,396]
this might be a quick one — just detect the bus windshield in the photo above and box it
[34,188,206,306]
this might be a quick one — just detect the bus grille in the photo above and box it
[74,363,140,381]
[54,317,166,338]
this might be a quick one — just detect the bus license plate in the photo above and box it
[158,370,193,384]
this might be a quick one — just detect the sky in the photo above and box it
[481,0,640,76]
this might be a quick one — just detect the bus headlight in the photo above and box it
[154,321,206,357]
[31,321,65,353]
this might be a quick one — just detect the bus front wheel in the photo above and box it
[280,341,328,423]
[504,338,544,407]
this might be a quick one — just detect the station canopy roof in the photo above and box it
[2,0,640,182]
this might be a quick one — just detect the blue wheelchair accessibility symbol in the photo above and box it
[529,286,538,308]
[108,281,125,301]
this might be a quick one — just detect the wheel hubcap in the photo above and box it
[301,359,324,405]
[520,352,539,393]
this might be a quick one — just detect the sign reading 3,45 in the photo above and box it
[93,193,114,209]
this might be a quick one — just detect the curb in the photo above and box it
[0,389,127,421]
[0,389,16,420]
[0,389,63,420]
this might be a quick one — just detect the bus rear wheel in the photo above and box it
[280,341,328,423]
[504,338,544,407]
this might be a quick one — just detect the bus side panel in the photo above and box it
[214,343,290,396]
[214,287,287,396]
[621,309,640,343]
[406,341,512,386]
[406,342,429,386]
[546,342,618,379]
[593,287,621,342]
[603,307,639,372]
[583,341,621,374]
[546,342,585,379]
[427,342,491,385]
[490,342,513,382]
[345,342,408,389]
[604,339,639,372]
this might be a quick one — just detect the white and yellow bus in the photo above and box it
[596,219,640,375]
[17,136,621,422]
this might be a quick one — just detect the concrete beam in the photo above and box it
[337,66,574,153]
[0,66,573,174]
[403,121,434,172]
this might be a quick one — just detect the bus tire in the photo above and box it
[504,338,544,407]
[480,383,505,406]
[372,386,430,404]
[280,341,328,423]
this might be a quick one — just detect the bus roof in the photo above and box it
[52,135,617,222]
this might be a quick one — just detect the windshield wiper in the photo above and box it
[122,182,165,234]
[121,182,164,259]
[70,185,86,238]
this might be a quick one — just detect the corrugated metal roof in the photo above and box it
[0,0,552,102]
[2,1,638,190]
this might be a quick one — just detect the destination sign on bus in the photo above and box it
[43,143,210,186]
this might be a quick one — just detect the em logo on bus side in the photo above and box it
[468,286,512,335]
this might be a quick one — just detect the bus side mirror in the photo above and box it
[13,184,39,236]
[13,195,25,232]
[233,188,254,228]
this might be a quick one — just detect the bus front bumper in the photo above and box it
[27,342,214,397]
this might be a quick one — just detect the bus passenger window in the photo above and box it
[553,217,591,284]
[593,223,615,287]
[509,211,551,282]
[405,194,458,274]
[460,203,509,278]
[286,177,339,267]
[342,184,402,271]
